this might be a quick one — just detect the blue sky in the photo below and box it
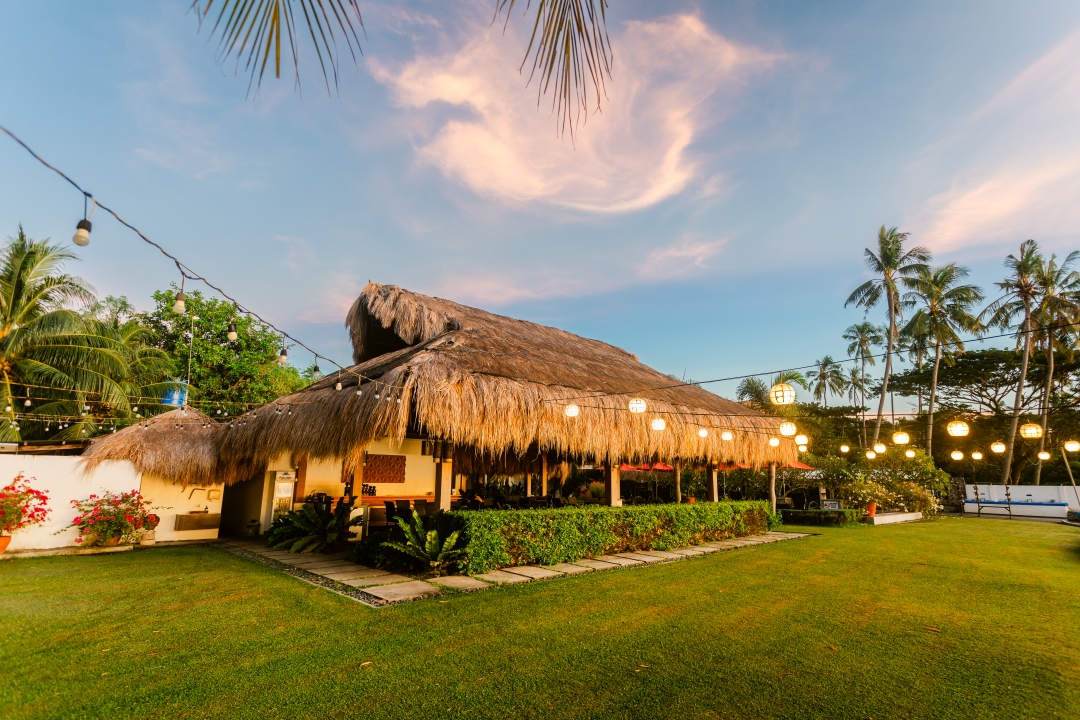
[2,1,1079,403]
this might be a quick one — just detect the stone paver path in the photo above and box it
[222,531,811,608]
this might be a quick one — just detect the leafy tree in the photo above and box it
[843,321,884,446]
[901,264,984,455]
[141,286,308,415]
[845,226,930,444]
[809,355,846,408]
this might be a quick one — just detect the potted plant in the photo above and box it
[68,490,157,547]
[140,513,161,545]
[0,474,50,553]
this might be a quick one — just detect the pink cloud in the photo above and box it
[640,236,727,279]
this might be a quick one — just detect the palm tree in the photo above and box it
[192,0,611,133]
[982,240,1043,483]
[810,356,847,408]
[845,366,865,409]
[0,228,148,440]
[901,264,984,455]
[1029,251,1080,484]
[843,321,884,446]
[845,226,930,444]
[736,370,807,411]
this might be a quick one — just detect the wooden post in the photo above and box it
[769,463,777,514]
[524,472,532,498]
[706,463,719,502]
[541,456,549,497]
[293,456,308,504]
[673,460,682,503]
[434,459,452,512]
[605,461,622,506]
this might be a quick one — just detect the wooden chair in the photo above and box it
[383,500,398,526]
[413,499,428,518]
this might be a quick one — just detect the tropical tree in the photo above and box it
[845,366,865,409]
[845,226,930,443]
[192,0,611,134]
[982,240,1044,483]
[901,264,984,455]
[1029,251,1080,483]
[809,356,847,408]
[736,370,807,411]
[897,327,929,415]
[843,321,884,446]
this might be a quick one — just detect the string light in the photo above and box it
[971,451,983,460]
[779,421,797,437]
[950,450,964,461]
[905,449,915,458]
[697,428,708,438]
[1038,451,1051,461]
[227,319,238,342]
[873,443,886,454]
[721,431,733,441]
[628,398,647,413]
[651,418,666,431]
[991,441,1006,453]
[172,276,187,314]
[866,450,876,459]
[768,437,779,447]
[839,444,850,453]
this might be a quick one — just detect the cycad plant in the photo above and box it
[383,511,464,577]
[845,226,930,443]
[268,499,362,553]
[902,264,984,455]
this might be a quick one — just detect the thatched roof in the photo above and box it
[216,283,796,474]
[81,407,255,486]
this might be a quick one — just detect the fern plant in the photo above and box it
[267,499,361,554]
[382,511,465,576]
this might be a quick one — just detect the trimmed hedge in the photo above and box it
[450,501,779,574]
[780,508,863,526]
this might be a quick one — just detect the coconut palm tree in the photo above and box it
[843,321,884,446]
[1029,251,1080,483]
[0,228,145,440]
[845,366,865,409]
[982,240,1043,483]
[810,356,847,408]
[901,264,984,455]
[192,0,611,133]
[845,226,930,444]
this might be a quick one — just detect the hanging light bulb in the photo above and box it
[172,276,187,314]
[312,362,323,381]
[4,405,9,412]
[651,418,666,431]
[356,389,363,396]
[23,398,30,407]
[721,430,733,441]
[1038,451,1051,461]
[72,218,92,247]
[950,450,964,461]
[866,450,876,459]
[565,404,580,417]
[839,444,850,453]
[779,421,797,437]
[697,428,709,438]
[905,449,916,458]
[873,443,886,454]
[795,434,808,446]
[628,398,647,413]
[971,451,984,460]
[1065,440,1080,453]
[768,437,780,447]
[990,441,1006,454]
[278,346,288,364]
[892,431,910,445]
[335,381,342,391]
[798,444,807,452]
[227,320,238,342]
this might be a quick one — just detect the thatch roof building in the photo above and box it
[215,283,795,480]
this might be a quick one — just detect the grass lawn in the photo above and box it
[1,517,1078,720]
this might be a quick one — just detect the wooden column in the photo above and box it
[434,460,452,512]
[293,456,308,503]
[706,463,719,502]
[541,456,549,497]
[525,472,532,498]
[768,463,777,514]
[605,462,622,507]
[673,460,682,503]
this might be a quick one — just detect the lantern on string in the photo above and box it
[768,437,780,447]
[227,320,238,342]
[950,450,964,461]
[905,449,916,458]
[565,404,580,418]
[946,421,969,437]
[1019,423,1043,439]
[892,431,909,445]
[873,443,886,454]
[628,398,647,413]
[1065,440,1080,453]
[277,345,288,365]
[1038,451,1051,461]
[866,450,876,459]
[990,441,1006,454]
[651,418,666,431]
[698,428,709,438]
[173,277,187,314]
[795,434,808,446]
[971,451,984,460]
[779,421,797,437]
[72,219,91,247]
[769,383,796,406]
[335,372,342,391]
[798,444,807,452]
[840,444,850,453]
[721,430,733,441]
[312,362,323,381]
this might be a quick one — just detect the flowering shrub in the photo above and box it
[0,474,50,536]
[69,490,159,545]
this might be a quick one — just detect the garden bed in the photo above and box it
[780,508,864,526]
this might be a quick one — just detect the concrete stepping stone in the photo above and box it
[544,563,592,574]
[596,554,643,566]
[502,566,564,580]
[636,550,684,560]
[571,558,622,570]
[689,545,720,554]
[430,576,491,591]
[669,548,706,556]
[322,568,389,581]
[341,573,410,588]
[614,552,666,564]
[294,561,359,572]
[363,580,442,603]
[474,570,532,584]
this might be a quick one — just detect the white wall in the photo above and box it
[966,484,1080,510]
[0,455,225,551]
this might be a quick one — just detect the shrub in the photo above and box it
[68,490,155,545]
[268,499,362,553]
[451,501,778,574]
[0,474,50,536]
[780,508,863,526]
[382,511,464,576]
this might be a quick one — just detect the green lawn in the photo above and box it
[1,518,1078,720]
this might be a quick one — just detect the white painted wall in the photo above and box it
[0,455,225,550]
[965,484,1080,517]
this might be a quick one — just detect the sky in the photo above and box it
[1,1,1079,405]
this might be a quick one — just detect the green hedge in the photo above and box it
[780,508,863,526]
[450,501,778,574]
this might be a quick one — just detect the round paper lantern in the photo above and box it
[721,430,733,441]
[769,383,796,406]
[947,421,969,437]
[795,434,809,446]
[873,443,886,454]
[651,418,666,431]
[1065,440,1080,453]
[892,431,910,445]
[768,437,780,447]
[698,428,709,438]
[990,441,1006,454]
[971,451,984,460]
[779,421,797,437]
[1019,423,1043,439]
[950,450,964,461]
[839,444,850,453]
[628,398,647,414]
[565,404,580,418]
[798,444,807,452]
[865,450,876,459]
[1038,451,1051,460]
[905,449,916,458]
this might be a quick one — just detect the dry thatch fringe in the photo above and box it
[216,283,798,473]
[81,407,259,487]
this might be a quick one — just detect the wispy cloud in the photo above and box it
[913,27,1080,254]
[640,236,727,279]
[371,14,781,213]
